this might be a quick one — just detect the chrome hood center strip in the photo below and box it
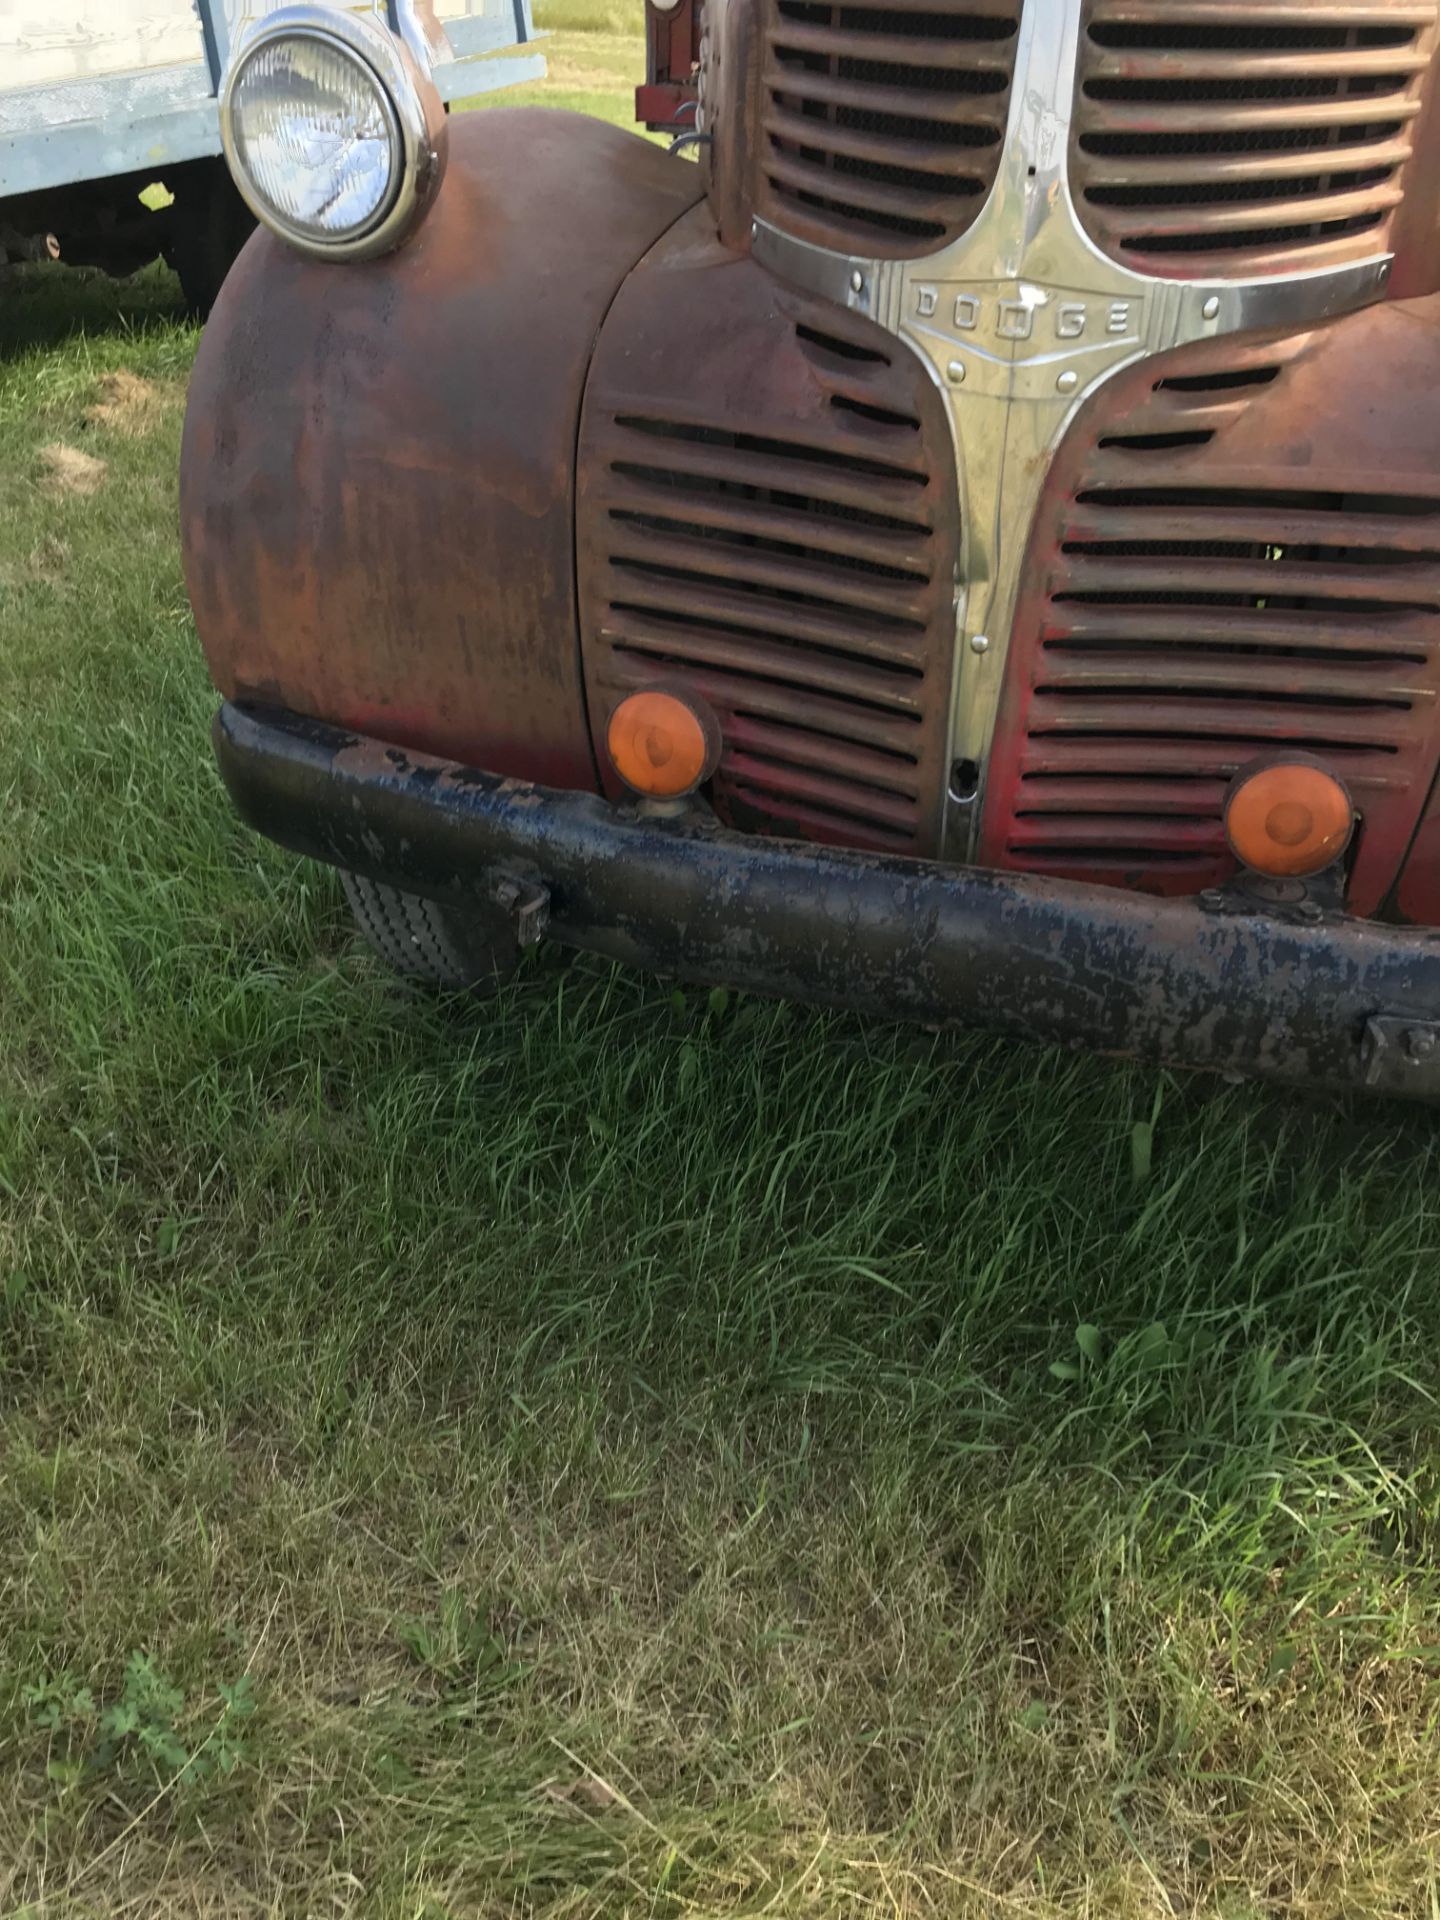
[750,0,1396,860]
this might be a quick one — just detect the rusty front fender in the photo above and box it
[180,109,703,790]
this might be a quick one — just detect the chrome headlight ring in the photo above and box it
[219,5,447,262]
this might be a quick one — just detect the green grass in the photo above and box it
[3,23,1440,1919]
[457,0,649,126]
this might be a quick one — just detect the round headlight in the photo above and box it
[221,7,445,260]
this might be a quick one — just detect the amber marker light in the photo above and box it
[1224,760,1355,879]
[606,688,721,800]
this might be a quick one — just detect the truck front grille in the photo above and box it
[579,217,960,854]
[756,0,1023,255]
[978,305,1440,911]
[1071,0,1440,278]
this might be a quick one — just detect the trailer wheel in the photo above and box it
[341,872,520,995]
[168,162,255,317]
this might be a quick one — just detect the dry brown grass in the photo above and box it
[37,443,107,497]
[82,370,167,437]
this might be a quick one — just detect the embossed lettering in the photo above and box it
[909,286,1143,350]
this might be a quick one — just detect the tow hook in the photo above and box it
[490,872,550,948]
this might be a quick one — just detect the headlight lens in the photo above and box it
[229,35,400,244]
[220,8,446,261]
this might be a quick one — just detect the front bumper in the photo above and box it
[217,702,1440,1104]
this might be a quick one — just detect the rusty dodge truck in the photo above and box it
[182,0,1440,1101]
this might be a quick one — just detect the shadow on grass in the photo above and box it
[0,259,190,359]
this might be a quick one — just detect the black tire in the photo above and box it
[167,162,256,317]
[341,872,520,994]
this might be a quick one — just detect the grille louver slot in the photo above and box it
[979,321,1440,907]
[1018,496,1440,869]
[1072,0,1440,277]
[598,410,938,847]
[579,243,960,857]
[757,0,1023,255]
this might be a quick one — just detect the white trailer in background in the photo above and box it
[0,1,542,308]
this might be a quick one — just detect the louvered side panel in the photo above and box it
[579,213,960,855]
[1071,0,1440,278]
[755,0,1024,256]
[979,299,1440,910]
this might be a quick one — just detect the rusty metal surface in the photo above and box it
[977,293,1440,916]
[181,110,702,792]
[1070,0,1440,282]
[576,202,961,855]
[1396,769,1440,918]
[639,0,700,128]
[216,700,1440,1101]
[1389,15,1440,292]
[705,0,1023,258]
[698,0,765,247]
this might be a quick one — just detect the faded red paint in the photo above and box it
[1071,0,1440,286]
[979,295,1440,919]
[181,110,702,794]
[638,0,699,129]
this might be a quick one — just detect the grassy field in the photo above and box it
[2,9,1440,1917]
[458,0,655,124]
